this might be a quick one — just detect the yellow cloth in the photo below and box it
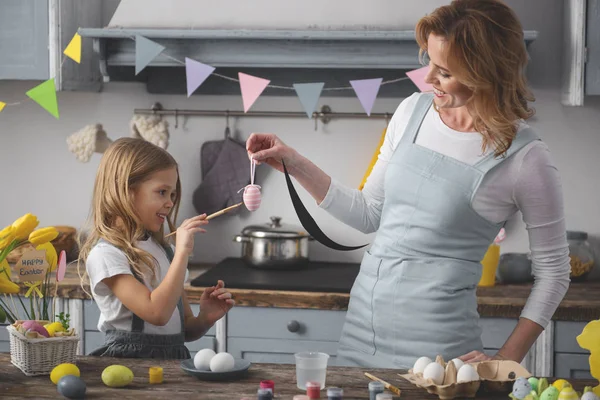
[359,128,387,190]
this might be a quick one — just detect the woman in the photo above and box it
[246,0,570,368]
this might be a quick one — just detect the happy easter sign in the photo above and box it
[16,250,48,282]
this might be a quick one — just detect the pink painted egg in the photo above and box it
[243,185,262,211]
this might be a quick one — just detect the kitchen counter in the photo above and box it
[0,353,596,399]
[44,262,600,322]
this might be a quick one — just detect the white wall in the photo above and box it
[1,0,599,278]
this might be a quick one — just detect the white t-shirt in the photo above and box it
[320,93,570,328]
[86,238,184,334]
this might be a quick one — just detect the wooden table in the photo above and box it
[0,354,596,399]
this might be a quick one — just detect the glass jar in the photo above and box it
[567,231,595,281]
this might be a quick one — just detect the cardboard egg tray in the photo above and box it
[399,355,532,400]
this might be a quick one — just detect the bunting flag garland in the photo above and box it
[63,32,82,63]
[350,78,383,116]
[26,79,59,119]
[293,82,325,118]
[135,35,165,75]
[239,72,270,112]
[2,31,434,118]
[185,58,215,97]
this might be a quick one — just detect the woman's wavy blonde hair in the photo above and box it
[415,0,535,157]
[77,137,181,290]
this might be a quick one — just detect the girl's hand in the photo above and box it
[246,133,301,174]
[175,214,208,256]
[198,280,235,326]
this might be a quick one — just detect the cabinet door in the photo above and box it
[228,337,340,365]
[0,0,49,80]
[587,0,600,94]
[554,353,593,379]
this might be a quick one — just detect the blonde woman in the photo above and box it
[246,0,570,368]
[78,138,234,359]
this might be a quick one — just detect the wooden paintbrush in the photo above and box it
[364,372,402,396]
[164,202,243,238]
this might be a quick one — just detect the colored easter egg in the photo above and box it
[102,365,134,387]
[51,363,80,385]
[57,375,86,399]
[243,185,261,211]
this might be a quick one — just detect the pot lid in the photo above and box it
[241,216,309,239]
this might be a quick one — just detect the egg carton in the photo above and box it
[399,355,532,400]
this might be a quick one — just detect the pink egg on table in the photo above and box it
[243,185,262,211]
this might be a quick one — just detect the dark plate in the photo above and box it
[180,358,251,381]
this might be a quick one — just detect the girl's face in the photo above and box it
[131,167,178,233]
[423,34,473,109]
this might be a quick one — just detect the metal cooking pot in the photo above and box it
[233,216,313,269]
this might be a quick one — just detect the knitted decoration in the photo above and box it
[66,124,112,163]
[130,115,170,149]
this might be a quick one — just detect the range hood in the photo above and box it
[77,28,538,96]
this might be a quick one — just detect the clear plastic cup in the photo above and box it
[294,352,330,390]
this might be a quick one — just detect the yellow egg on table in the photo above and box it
[553,379,571,391]
[50,363,80,385]
[102,365,134,388]
[44,322,65,337]
[558,387,579,400]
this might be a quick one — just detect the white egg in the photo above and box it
[423,362,445,385]
[450,358,464,370]
[457,364,480,383]
[413,356,433,375]
[193,348,216,370]
[581,392,600,400]
[209,352,236,372]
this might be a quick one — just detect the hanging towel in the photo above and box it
[192,138,249,216]
[358,127,387,190]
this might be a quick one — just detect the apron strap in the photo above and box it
[129,243,185,333]
[473,127,540,173]
[398,93,435,147]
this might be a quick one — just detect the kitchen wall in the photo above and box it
[1,0,599,279]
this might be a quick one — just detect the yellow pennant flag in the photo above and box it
[64,32,81,63]
[0,102,5,112]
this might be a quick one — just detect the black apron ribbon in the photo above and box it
[282,159,368,251]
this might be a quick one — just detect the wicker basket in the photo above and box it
[7,323,80,376]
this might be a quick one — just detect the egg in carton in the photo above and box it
[399,355,481,399]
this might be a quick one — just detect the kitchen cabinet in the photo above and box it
[554,321,593,379]
[82,299,217,357]
[0,0,49,80]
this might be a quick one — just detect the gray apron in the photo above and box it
[338,93,539,368]
[90,246,190,359]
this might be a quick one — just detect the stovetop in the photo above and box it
[190,257,360,293]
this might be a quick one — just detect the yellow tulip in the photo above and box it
[0,225,16,250]
[0,274,20,294]
[28,226,59,246]
[11,213,39,241]
[36,242,57,271]
[0,258,11,280]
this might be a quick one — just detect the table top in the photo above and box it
[0,353,597,399]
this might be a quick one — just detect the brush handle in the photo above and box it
[164,202,243,238]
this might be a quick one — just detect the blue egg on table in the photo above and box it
[512,377,532,399]
[57,375,87,399]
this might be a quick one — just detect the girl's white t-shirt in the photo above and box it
[86,238,184,334]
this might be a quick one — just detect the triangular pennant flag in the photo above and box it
[63,32,82,63]
[0,102,5,113]
[135,35,165,75]
[26,79,59,119]
[350,78,383,116]
[185,58,215,97]
[293,82,325,118]
[406,65,434,92]
[238,73,270,112]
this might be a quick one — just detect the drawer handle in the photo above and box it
[287,320,301,333]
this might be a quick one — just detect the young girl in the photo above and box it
[78,137,234,359]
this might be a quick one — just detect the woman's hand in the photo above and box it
[198,280,235,326]
[246,133,301,174]
[175,214,208,257]
[458,350,507,363]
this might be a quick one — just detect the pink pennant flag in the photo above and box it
[185,58,215,97]
[57,250,67,282]
[350,78,383,116]
[239,73,270,113]
[406,65,434,92]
